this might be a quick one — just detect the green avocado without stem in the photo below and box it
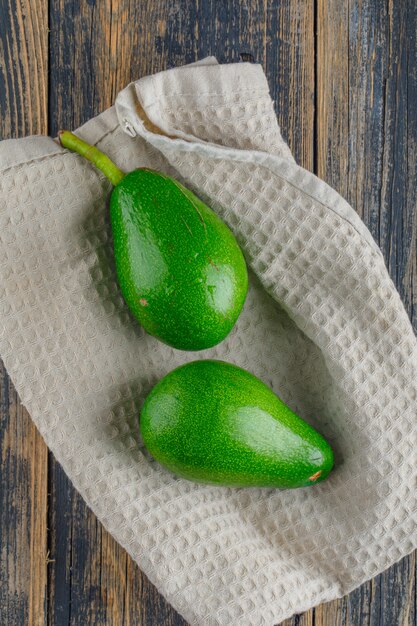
[59,131,248,351]
[140,360,334,489]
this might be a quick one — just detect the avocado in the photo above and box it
[59,131,248,351]
[110,169,248,350]
[140,360,334,489]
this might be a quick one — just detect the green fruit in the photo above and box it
[59,131,248,350]
[140,360,334,489]
[110,169,248,350]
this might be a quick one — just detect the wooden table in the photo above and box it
[0,1,416,624]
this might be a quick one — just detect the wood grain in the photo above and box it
[0,360,48,626]
[0,2,48,626]
[0,0,48,137]
[0,0,416,624]
[314,1,417,625]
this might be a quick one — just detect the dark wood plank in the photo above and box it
[0,361,49,626]
[0,0,48,138]
[0,2,49,626]
[315,1,417,625]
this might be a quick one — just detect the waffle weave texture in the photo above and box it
[0,58,416,625]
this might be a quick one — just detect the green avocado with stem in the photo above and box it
[140,360,334,489]
[59,131,248,350]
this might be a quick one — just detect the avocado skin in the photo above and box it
[140,360,334,489]
[110,169,248,351]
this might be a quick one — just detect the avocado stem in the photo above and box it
[58,130,125,186]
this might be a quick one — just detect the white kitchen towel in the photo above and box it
[0,57,416,626]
